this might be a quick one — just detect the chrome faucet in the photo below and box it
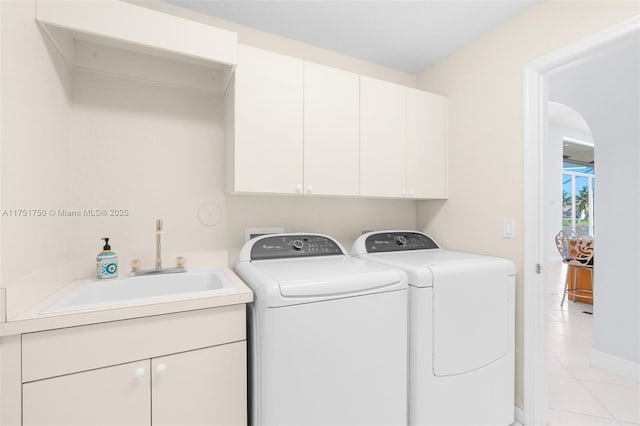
[156,219,163,270]
[128,219,186,277]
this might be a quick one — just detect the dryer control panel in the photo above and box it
[365,232,439,253]
[250,234,344,260]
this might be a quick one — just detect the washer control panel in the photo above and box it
[365,232,439,253]
[251,234,344,260]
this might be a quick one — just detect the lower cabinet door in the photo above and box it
[23,360,151,426]
[152,341,247,426]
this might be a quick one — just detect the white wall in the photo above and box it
[549,41,640,365]
[1,1,73,290]
[0,0,418,317]
[415,0,640,407]
[68,69,227,276]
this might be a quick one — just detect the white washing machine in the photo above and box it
[351,231,515,426]
[235,233,409,426]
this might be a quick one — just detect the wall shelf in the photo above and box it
[36,0,238,93]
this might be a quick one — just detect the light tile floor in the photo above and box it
[547,261,640,425]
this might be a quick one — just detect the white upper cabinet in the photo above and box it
[231,44,304,194]
[406,88,448,198]
[228,45,448,199]
[360,78,448,199]
[230,46,360,196]
[359,76,407,198]
[304,62,360,196]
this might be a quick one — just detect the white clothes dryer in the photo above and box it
[236,233,409,426]
[351,230,515,426]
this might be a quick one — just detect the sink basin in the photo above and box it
[42,268,236,314]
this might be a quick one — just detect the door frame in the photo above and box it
[522,15,640,426]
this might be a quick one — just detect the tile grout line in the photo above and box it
[575,377,640,425]
[555,307,638,424]
[547,270,627,425]
[551,319,620,422]
[549,407,626,425]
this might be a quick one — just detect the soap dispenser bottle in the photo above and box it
[97,237,118,280]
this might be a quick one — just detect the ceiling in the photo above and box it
[548,102,591,134]
[164,0,539,74]
[563,140,594,166]
[548,103,594,166]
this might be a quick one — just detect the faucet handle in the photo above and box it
[130,259,141,272]
[176,256,186,269]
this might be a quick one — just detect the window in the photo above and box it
[562,137,594,236]
[562,163,594,237]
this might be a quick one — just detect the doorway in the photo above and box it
[522,16,640,426]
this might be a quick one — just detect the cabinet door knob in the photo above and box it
[408,190,415,197]
[401,190,407,197]
[134,367,146,378]
[155,363,167,374]
[296,184,303,194]
[306,185,312,194]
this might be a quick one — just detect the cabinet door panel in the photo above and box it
[234,45,303,194]
[360,76,406,197]
[152,341,247,426]
[22,304,245,382]
[23,360,150,426]
[303,62,359,196]
[407,88,448,198]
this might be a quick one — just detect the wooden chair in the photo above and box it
[554,230,594,307]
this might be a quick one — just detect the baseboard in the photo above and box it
[591,349,640,382]
[514,405,525,425]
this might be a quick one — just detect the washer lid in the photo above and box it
[251,256,406,297]
[354,250,515,287]
[236,233,407,306]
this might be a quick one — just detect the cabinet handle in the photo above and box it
[306,185,313,194]
[401,190,407,197]
[296,184,303,194]
[155,363,167,374]
[408,190,415,197]
[134,367,146,378]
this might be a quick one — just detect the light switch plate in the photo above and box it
[503,219,516,239]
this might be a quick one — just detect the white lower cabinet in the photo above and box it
[20,305,247,426]
[23,360,150,426]
[23,343,246,426]
[152,342,247,426]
